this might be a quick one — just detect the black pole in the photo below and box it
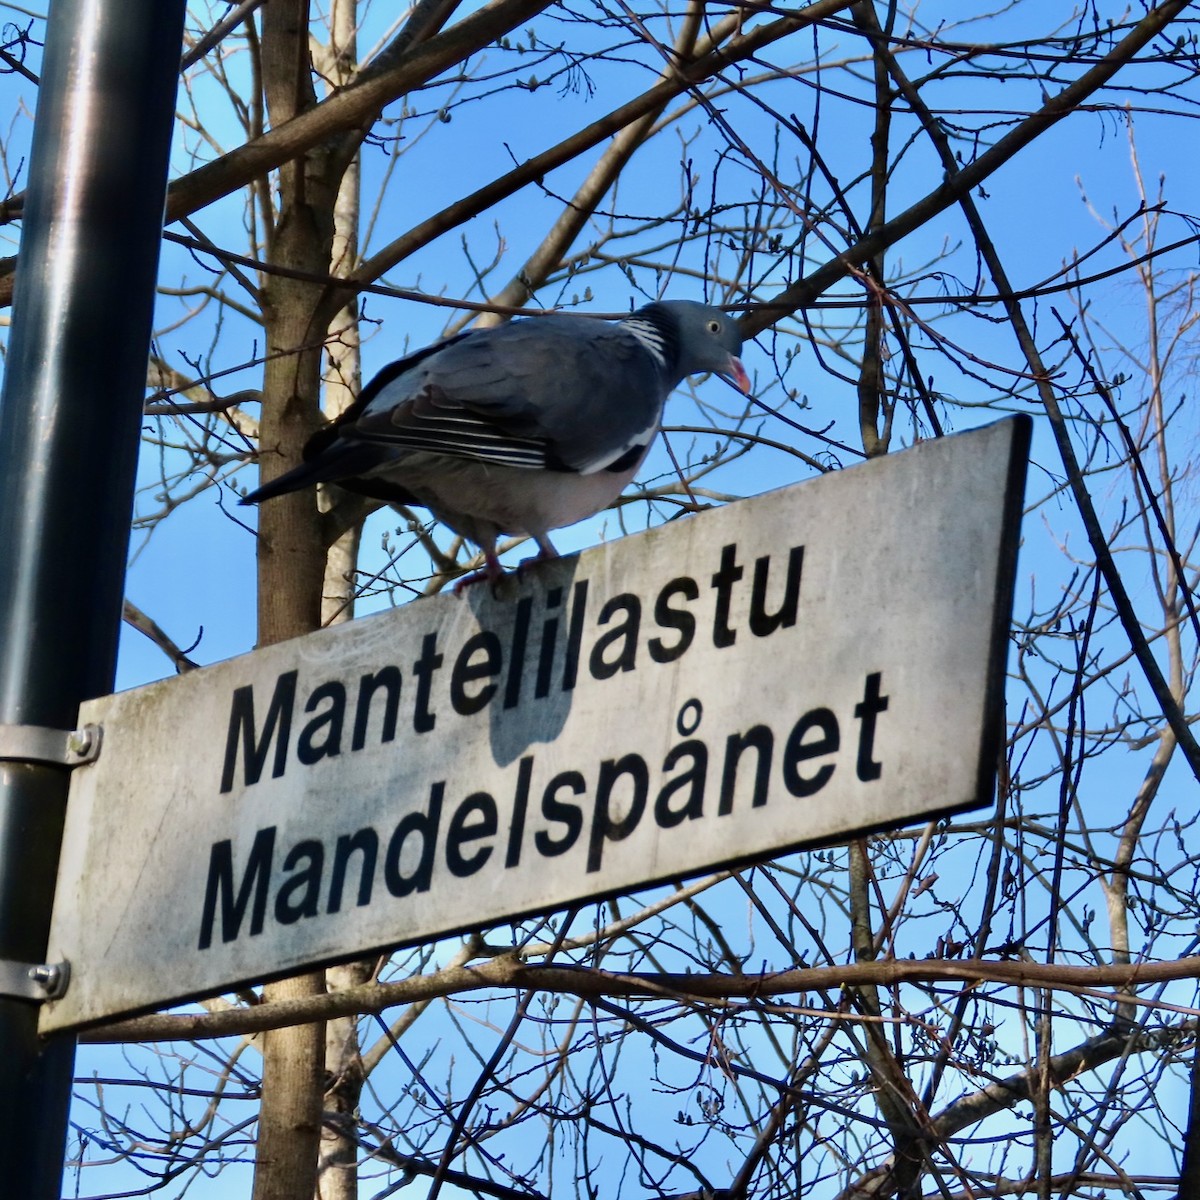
[0,0,186,1193]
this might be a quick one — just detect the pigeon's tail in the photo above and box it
[240,440,387,506]
[240,462,322,505]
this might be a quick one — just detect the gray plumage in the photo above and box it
[241,300,748,583]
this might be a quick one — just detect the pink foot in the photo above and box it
[453,548,505,596]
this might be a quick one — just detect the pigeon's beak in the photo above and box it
[724,355,751,394]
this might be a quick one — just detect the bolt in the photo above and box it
[67,724,99,761]
[28,964,61,993]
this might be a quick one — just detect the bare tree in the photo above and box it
[1,0,1198,1197]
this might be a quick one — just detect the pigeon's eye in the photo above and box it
[707,319,722,334]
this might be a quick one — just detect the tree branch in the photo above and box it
[83,954,1200,1044]
[740,0,1193,337]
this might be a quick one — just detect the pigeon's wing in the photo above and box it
[238,338,462,505]
[346,317,667,475]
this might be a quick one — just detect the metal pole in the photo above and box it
[0,0,186,1193]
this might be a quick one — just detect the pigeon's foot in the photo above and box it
[453,547,505,597]
[516,538,559,575]
[453,537,560,597]
[452,569,496,596]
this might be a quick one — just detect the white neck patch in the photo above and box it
[621,317,670,370]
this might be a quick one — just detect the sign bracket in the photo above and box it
[0,960,70,1003]
[0,724,102,769]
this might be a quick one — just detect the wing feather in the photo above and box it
[329,315,667,475]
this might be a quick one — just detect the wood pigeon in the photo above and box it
[241,300,749,584]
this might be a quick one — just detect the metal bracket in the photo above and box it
[0,959,70,1002]
[0,723,102,768]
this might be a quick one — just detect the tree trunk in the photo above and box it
[252,2,346,1196]
[315,6,370,1193]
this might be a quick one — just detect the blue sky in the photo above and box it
[2,0,1199,1195]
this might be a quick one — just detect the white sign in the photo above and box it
[41,417,1029,1032]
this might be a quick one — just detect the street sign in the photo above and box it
[41,416,1030,1032]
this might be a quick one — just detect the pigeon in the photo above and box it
[241,300,749,585]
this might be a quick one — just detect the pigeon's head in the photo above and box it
[642,300,750,394]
